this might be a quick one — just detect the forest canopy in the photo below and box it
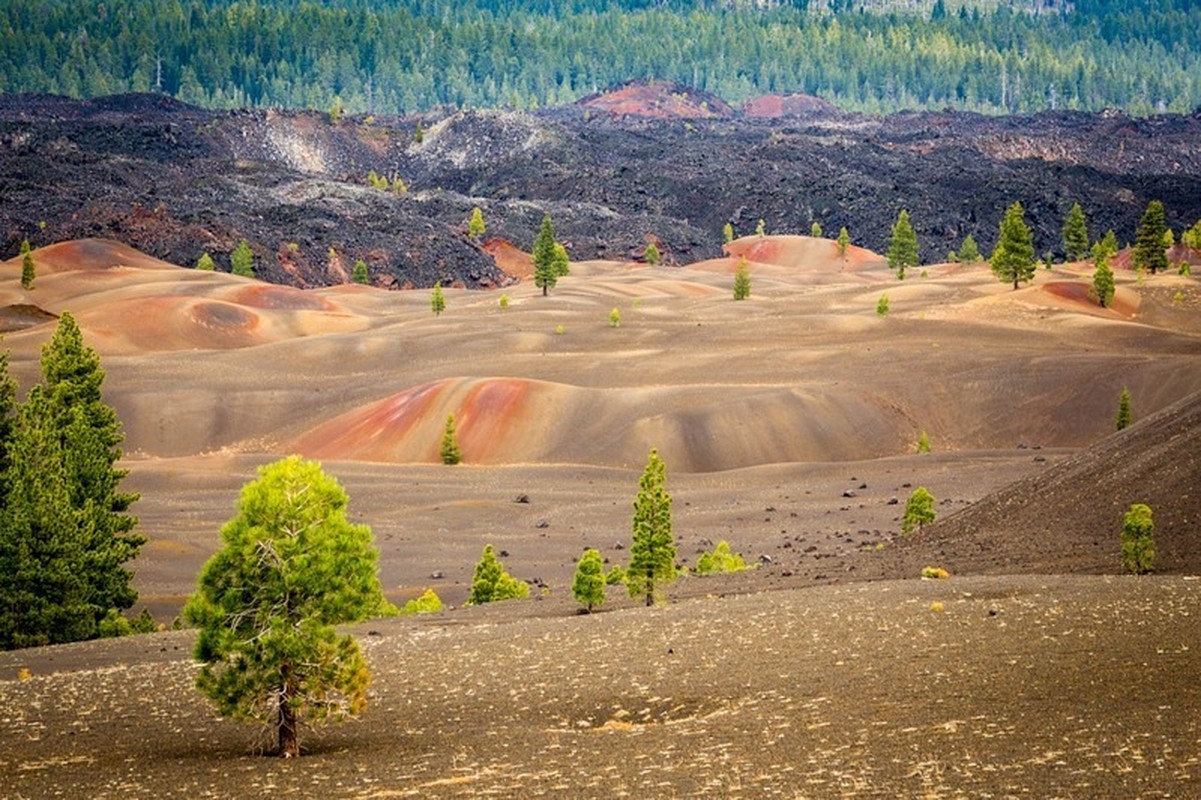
[0,0,1197,116]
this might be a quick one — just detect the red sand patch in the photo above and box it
[577,80,733,119]
[743,94,836,118]
[457,379,529,460]
[292,380,448,461]
[482,238,534,279]
[723,235,884,273]
[226,283,335,312]
[1038,281,1137,317]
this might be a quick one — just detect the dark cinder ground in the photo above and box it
[1,574,1198,798]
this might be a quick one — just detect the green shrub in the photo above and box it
[605,564,626,585]
[920,566,950,580]
[499,293,510,308]
[609,307,621,328]
[1121,504,1155,575]
[97,609,133,638]
[695,540,748,574]
[876,294,889,317]
[400,589,443,615]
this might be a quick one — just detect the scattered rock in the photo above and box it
[514,493,530,504]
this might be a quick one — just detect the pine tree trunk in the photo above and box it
[277,673,300,758]
[542,285,548,297]
[644,567,653,607]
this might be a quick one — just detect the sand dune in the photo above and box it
[1,239,370,353]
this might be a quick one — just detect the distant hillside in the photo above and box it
[0,0,1197,116]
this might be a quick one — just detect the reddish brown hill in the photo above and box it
[577,80,733,119]
[890,389,1201,576]
[743,93,837,118]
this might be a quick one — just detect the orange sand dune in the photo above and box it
[722,235,886,274]
[1,239,368,353]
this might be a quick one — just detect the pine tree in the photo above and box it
[1098,229,1119,258]
[533,214,558,296]
[916,431,931,453]
[1132,200,1168,275]
[733,258,751,300]
[1116,386,1132,431]
[19,239,35,290]
[552,243,570,277]
[609,307,621,328]
[0,387,95,648]
[468,544,529,605]
[1120,503,1155,575]
[230,239,255,277]
[756,219,766,237]
[876,294,889,317]
[572,548,606,612]
[430,284,445,316]
[811,221,823,238]
[722,222,734,243]
[991,202,1036,290]
[440,414,461,465]
[468,207,486,239]
[351,259,369,285]
[643,242,661,266]
[902,487,936,534]
[1062,202,1090,261]
[39,312,143,621]
[958,234,981,263]
[837,226,850,258]
[0,351,15,501]
[626,448,676,607]
[1092,242,1115,308]
[887,210,918,279]
[196,252,215,271]
[185,456,393,757]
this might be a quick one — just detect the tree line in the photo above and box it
[0,0,1197,115]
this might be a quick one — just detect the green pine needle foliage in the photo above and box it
[230,239,255,277]
[887,209,919,278]
[468,544,530,605]
[1116,386,1132,431]
[533,215,559,295]
[572,549,606,612]
[695,540,748,574]
[733,258,751,300]
[184,456,393,757]
[400,589,443,615]
[1121,503,1155,575]
[902,487,936,535]
[991,201,1036,290]
[440,414,461,465]
[626,448,677,606]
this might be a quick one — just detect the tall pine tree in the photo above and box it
[532,215,558,296]
[1062,202,1090,262]
[991,202,1036,290]
[1132,200,1168,275]
[887,210,918,279]
[626,448,676,607]
[39,312,143,625]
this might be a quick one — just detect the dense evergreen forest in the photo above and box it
[0,0,1197,115]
